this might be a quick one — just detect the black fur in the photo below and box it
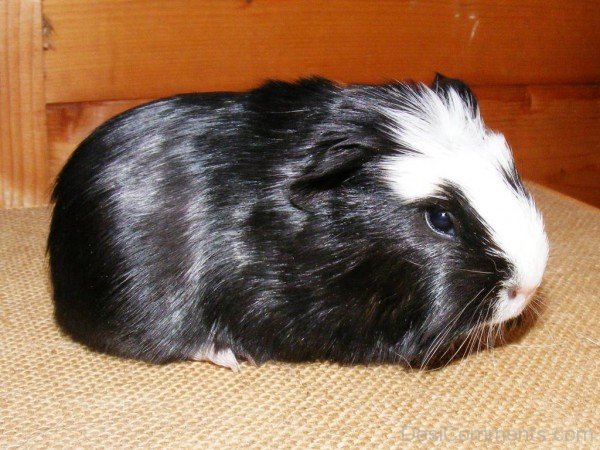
[48,76,515,367]
[433,72,479,113]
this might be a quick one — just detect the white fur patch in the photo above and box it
[491,290,532,324]
[191,345,240,371]
[379,84,549,322]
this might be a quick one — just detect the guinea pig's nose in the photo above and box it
[508,286,536,302]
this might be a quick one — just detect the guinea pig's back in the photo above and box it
[48,94,252,363]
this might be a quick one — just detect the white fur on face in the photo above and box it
[380,85,549,323]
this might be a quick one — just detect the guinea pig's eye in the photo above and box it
[425,208,457,237]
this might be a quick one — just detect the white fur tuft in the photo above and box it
[191,345,240,371]
[379,84,549,323]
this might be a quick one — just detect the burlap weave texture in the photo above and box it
[1,185,598,449]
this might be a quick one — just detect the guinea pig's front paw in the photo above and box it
[191,345,240,372]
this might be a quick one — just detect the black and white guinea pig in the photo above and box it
[48,74,549,370]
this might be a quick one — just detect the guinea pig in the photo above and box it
[48,74,549,370]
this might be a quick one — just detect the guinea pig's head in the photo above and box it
[379,75,549,364]
[291,74,549,365]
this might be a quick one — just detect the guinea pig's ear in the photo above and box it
[431,72,479,114]
[289,143,368,212]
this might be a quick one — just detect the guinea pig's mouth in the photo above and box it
[489,284,540,325]
[417,297,541,371]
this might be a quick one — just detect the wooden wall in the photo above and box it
[2,0,599,208]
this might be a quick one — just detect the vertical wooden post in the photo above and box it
[0,0,48,208]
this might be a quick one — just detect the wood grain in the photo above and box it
[0,0,48,208]
[479,85,599,207]
[46,85,600,208]
[42,0,600,104]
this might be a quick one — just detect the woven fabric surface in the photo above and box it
[1,185,598,449]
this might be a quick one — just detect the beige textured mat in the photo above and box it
[1,185,598,449]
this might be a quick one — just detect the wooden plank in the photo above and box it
[43,0,600,104]
[45,85,600,208]
[479,85,599,207]
[0,0,48,208]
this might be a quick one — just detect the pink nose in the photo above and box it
[508,286,536,301]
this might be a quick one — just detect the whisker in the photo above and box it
[457,268,494,275]
[419,286,487,369]
[443,285,498,366]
